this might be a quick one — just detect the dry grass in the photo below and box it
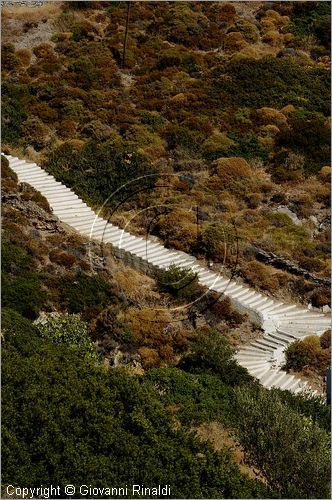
[114,266,162,308]
[1,2,63,48]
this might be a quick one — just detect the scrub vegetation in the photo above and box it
[1,2,331,499]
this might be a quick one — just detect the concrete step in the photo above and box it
[254,338,279,350]
[250,341,275,353]
[239,359,269,369]
[229,288,257,300]
[236,352,269,362]
[278,374,296,391]
[243,296,269,307]
[238,345,271,356]
[259,369,283,387]
[269,331,296,345]
[269,372,294,390]
[249,365,271,379]
[53,205,92,214]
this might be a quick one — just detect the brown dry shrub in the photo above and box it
[293,193,314,218]
[280,104,296,115]
[155,208,197,253]
[320,330,331,349]
[210,295,245,326]
[260,18,275,34]
[244,260,280,292]
[15,48,32,66]
[310,289,330,308]
[257,107,287,126]
[259,124,280,136]
[264,10,289,29]
[223,32,248,52]
[318,166,331,181]
[286,334,330,376]
[33,103,58,123]
[313,184,330,206]
[210,157,254,194]
[49,250,76,267]
[57,118,77,139]
[33,43,54,59]
[262,30,284,47]
[22,116,51,150]
[115,268,160,307]
[215,3,236,24]
[138,346,161,369]
[123,307,190,363]
[213,157,252,180]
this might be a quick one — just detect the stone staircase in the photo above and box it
[3,154,331,395]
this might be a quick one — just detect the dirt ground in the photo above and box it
[1,1,62,49]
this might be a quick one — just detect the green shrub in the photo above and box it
[180,329,253,386]
[58,272,117,320]
[36,313,97,359]
[2,233,45,318]
[232,386,331,498]
[215,57,330,115]
[44,140,156,210]
[1,156,17,182]
[276,112,330,174]
[158,264,200,301]
[2,314,269,499]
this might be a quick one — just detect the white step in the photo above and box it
[278,374,296,390]
[249,365,271,378]
[254,338,279,350]
[250,341,275,353]
[238,345,271,356]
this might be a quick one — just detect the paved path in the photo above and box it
[4,154,330,394]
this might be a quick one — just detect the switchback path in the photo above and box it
[4,154,330,395]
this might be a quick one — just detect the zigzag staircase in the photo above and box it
[3,154,331,395]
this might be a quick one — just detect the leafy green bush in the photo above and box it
[58,272,117,320]
[232,386,331,498]
[290,1,331,47]
[180,330,253,386]
[158,264,200,301]
[1,83,28,145]
[1,156,17,182]
[44,140,157,209]
[2,313,269,499]
[36,313,97,359]
[2,233,45,318]
[215,57,330,115]
[276,112,330,174]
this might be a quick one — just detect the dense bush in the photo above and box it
[232,386,330,498]
[158,264,200,301]
[36,313,97,359]
[180,329,253,387]
[2,310,269,499]
[214,57,330,115]
[58,272,118,320]
[44,140,157,209]
[2,233,45,318]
